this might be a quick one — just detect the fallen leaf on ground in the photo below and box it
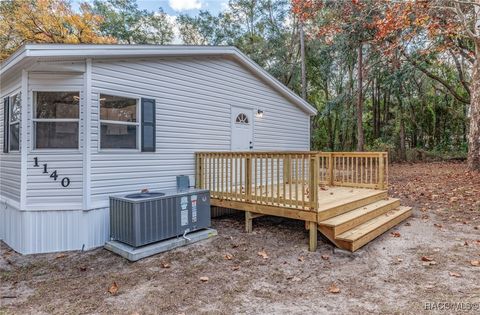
[391,232,401,237]
[328,283,340,294]
[422,261,437,266]
[161,262,171,268]
[470,260,480,266]
[55,253,67,259]
[404,222,411,226]
[224,253,233,260]
[449,272,462,278]
[199,276,209,282]
[321,255,330,261]
[298,256,304,262]
[79,266,87,272]
[108,282,118,295]
[434,223,443,228]
[421,256,434,262]
[231,266,240,271]
[257,250,269,259]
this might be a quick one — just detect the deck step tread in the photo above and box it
[319,198,400,227]
[317,189,389,222]
[336,206,412,241]
[317,189,387,212]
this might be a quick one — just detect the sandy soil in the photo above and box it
[1,162,479,314]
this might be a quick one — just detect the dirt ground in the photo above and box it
[1,162,479,314]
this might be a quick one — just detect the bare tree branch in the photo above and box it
[454,1,478,39]
[400,48,470,104]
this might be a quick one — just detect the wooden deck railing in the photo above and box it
[195,152,319,211]
[319,152,388,189]
[195,151,388,211]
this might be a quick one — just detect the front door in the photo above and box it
[231,106,253,151]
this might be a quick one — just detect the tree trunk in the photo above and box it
[383,88,389,126]
[342,64,354,150]
[467,43,480,170]
[356,43,365,151]
[373,78,378,139]
[398,96,407,161]
[376,81,382,137]
[300,22,307,100]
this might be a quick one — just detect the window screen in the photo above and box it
[100,94,138,149]
[34,91,80,149]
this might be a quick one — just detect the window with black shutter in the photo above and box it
[9,93,21,151]
[141,98,156,152]
[99,94,138,150]
[3,97,9,153]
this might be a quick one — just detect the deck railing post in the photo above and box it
[283,155,291,184]
[378,152,385,189]
[309,155,318,210]
[195,153,202,189]
[328,152,334,186]
[245,155,252,201]
[385,152,389,188]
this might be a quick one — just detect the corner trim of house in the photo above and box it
[83,58,92,210]
[20,70,28,209]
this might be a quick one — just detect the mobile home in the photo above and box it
[0,44,316,254]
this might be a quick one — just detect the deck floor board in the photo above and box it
[212,184,387,214]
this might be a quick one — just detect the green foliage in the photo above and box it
[91,0,174,44]
[176,10,240,45]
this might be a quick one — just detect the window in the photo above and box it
[235,113,249,124]
[100,94,139,149]
[34,91,80,149]
[9,93,21,151]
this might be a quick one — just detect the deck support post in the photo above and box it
[245,211,253,233]
[308,221,318,251]
[245,211,264,233]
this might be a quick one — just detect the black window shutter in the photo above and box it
[141,98,156,152]
[3,97,9,153]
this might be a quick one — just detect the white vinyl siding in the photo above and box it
[26,72,84,209]
[0,71,22,203]
[1,53,311,254]
[89,56,310,208]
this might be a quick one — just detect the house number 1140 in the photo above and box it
[33,157,71,187]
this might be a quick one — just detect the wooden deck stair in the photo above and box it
[317,193,412,252]
[197,151,411,252]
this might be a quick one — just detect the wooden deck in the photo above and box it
[197,151,411,252]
